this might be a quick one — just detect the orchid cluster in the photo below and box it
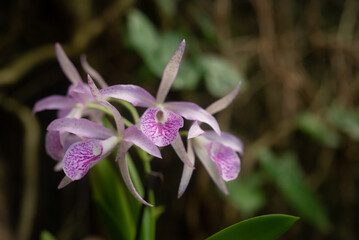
[34,40,243,206]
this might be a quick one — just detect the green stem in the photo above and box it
[87,103,133,127]
[110,98,140,123]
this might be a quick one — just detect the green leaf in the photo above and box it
[127,9,160,64]
[257,148,330,232]
[206,214,299,240]
[296,112,340,148]
[199,55,244,97]
[154,0,176,17]
[327,104,359,141]
[90,159,137,240]
[225,174,265,217]
[39,231,56,240]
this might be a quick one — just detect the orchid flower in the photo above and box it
[46,75,161,206]
[178,83,243,197]
[99,40,220,168]
[33,43,109,167]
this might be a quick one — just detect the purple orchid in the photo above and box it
[46,76,161,206]
[33,44,110,167]
[178,83,243,197]
[99,40,220,168]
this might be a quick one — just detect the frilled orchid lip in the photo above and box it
[62,136,119,181]
[140,108,184,147]
[205,141,240,182]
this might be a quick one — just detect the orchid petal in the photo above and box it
[193,138,228,194]
[117,142,153,206]
[63,139,103,180]
[123,126,162,158]
[45,131,64,161]
[156,40,186,103]
[171,134,195,169]
[204,131,243,154]
[178,138,195,198]
[206,82,241,115]
[33,95,76,112]
[100,85,156,107]
[188,121,205,139]
[47,118,115,139]
[81,55,108,88]
[206,142,240,181]
[88,75,124,135]
[141,108,184,147]
[58,176,72,189]
[55,43,82,85]
[165,101,221,135]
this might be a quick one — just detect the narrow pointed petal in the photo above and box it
[141,108,184,147]
[33,95,76,112]
[55,43,82,85]
[165,101,221,135]
[156,40,186,103]
[204,131,243,154]
[63,139,103,180]
[188,121,205,139]
[123,126,161,158]
[47,118,115,139]
[193,138,228,194]
[117,142,153,206]
[88,75,124,135]
[206,82,241,115]
[45,131,64,161]
[178,139,195,198]
[171,134,195,169]
[100,85,156,107]
[206,142,240,181]
[58,176,73,189]
[81,55,108,88]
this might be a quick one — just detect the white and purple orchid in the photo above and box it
[178,83,243,197]
[34,39,244,206]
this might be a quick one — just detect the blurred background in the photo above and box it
[1,0,359,239]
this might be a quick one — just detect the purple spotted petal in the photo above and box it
[47,118,115,139]
[204,131,243,154]
[206,82,241,115]
[123,126,161,158]
[206,142,240,181]
[177,138,195,198]
[140,108,184,147]
[81,55,108,88]
[193,138,228,194]
[100,85,156,108]
[88,75,124,135]
[156,40,186,103]
[164,101,220,135]
[33,95,76,113]
[63,139,103,180]
[188,121,205,139]
[55,43,82,86]
[45,131,64,161]
[117,142,153,206]
[67,83,93,104]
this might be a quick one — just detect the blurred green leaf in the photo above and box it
[195,12,217,42]
[258,148,330,232]
[206,214,299,240]
[226,174,265,217]
[39,230,56,240]
[90,159,136,240]
[327,104,359,141]
[296,112,340,148]
[198,55,244,97]
[127,9,160,64]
